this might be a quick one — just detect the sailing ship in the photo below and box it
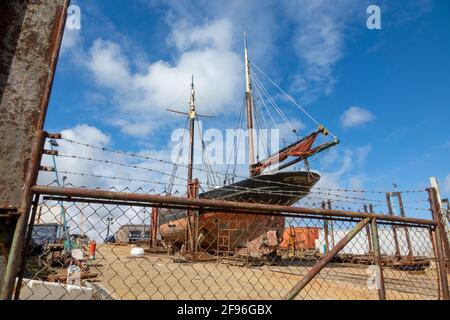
[158,35,339,256]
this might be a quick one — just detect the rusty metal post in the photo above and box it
[321,201,330,253]
[285,218,371,300]
[13,194,40,300]
[186,179,200,253]
[0,130,46,300]
[428,227,441,300]
[150,207,159,247]
[0,0,68,298]
[428,188,450,300]
[327,200,335,248]
[386,193,401,258]
[364,205,373,255]
[371,218,386,300]
[395,192,414,258]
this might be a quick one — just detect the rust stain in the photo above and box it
[0,0,68,209]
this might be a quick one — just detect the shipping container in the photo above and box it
[279,227,321,250]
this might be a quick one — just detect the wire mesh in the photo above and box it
[18,186,441,301]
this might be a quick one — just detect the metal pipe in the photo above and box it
[428,188,450,300]
[1,130,47,300]
[428,227,441,300]
[150,207,158,247]
[327,200,335,248]
[13,194,41,300]
[395,192,414,257]
[322,201,330,253]
[364,205,373,255]
[371,219,386,300]
[386,193,401,258]
[36,196,436,228]
[31,186,436,226]
[285,218,371,300]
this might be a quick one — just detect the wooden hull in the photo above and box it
[159,171,320,254]
[159,211,285,253]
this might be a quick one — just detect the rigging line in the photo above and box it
[233,99,248,179]
[167,117,189,194]
[252,77,278,130]
[252,100,264,161]
[252,73,297,134]
[250,60,338,139]
[198,117,220,187]
[253,90,269,131]
[225,96,246,180]
[252,84,271,157]
[252,69,297,129]
[195,118,218,189]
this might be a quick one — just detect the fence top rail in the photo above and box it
[31,185,436,227]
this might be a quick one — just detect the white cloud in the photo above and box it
[60,29,82,55]
[340,106,375,128]
[314,144,372,193]
[85,19,242,137]
[88,40,131,89]
[283,0,361,100]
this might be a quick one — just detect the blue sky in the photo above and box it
[43,0,450,213]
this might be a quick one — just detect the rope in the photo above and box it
[250,60,337,139]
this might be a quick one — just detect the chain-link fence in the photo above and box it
[14,186,445,301]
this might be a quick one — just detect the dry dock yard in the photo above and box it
[93,244,441,300]
[1,1,450,302]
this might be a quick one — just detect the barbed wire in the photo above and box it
[61,137,228,178]
[213,184,431,212]
[310,186,425,195]
[43,170,189,190]
[58,137,427,196]
[43,166,431,212]
[54,149,430,208]
[58,154,191,182]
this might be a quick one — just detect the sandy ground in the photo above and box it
[91,244,441,300]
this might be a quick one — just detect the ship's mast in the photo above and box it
[187,75,196,188]
[244,33,256,175]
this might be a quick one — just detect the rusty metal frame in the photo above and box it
[0,130,47,300]
[0,0,69,210]
[428,188,450,300]
[30,186,436,227]
[0,0,446,303]
[0,0,69,300]
[370,218,386,300]
[4,183,446,300]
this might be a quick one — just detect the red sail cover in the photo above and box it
[252,132,319,176]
